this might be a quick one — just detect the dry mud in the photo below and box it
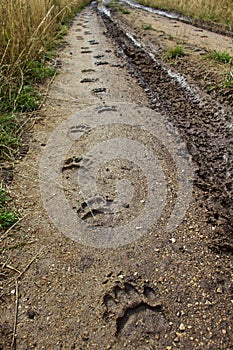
[0,2,232,350]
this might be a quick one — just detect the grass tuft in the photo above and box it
[106,1,131,14]
[0,187,18,229]
[205,51,232,64]
[0,114,20,160]
[25,60,57,83]
[165,46,186,60]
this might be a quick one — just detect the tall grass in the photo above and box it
[0,0,90,111]
[137,0,233,29]
[0,1,90,228]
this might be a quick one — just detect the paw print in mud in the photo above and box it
[103,280,169,341]
[68,124,91,141]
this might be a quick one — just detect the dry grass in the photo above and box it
[137,0,233,29]
[0,0,90,107]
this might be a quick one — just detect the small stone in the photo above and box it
[217,287,223,293]
[82,331,89,341]
[27,309,36,319]
[179,323,186,331]
[222,329,227,335]
[158,276,165,283]
[169,238,176,243]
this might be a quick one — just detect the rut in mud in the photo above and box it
[0,2,232,350]
[100,3,233,253]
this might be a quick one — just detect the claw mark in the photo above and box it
[81,69,96,73]
[62,157,82,171]
[97,106,117,114]
[94,54,105,59]
[103,281,169,339]
[80,78,99,83]
[91,88,107,94]
[68,124,91,140]
[89,40,99,45]
[95,61,109,66]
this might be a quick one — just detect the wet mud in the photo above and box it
[100,6,233,253]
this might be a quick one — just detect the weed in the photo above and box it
[0,188,18,229]
[0,114,20,160]
[120,7,131,14]
[165,46,186,60]
[0,210,18,229]
[14,85,40,112]
[25,60,56,83]
[205,51,232,64]
[56,24,69,40]
[220,70,233,89]
[106,2,131,14]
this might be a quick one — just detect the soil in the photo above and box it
[0,2,232,349]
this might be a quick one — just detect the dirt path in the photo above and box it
[0,3,232,349]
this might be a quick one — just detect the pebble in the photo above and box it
[27,309,36,319]
[179,323,186,331]
[169,238,176,243]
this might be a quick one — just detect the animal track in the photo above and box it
[103,280,169,340]
[89,40,99,45]
[62,157,82,171]
[91,87,107,94]
[97,106,117,114]
[95,61,109,66]
[81,50,92,54]
[94,54,105,59]
[80,78,99,83]
[68,124,91,141]
[81,69,96,73]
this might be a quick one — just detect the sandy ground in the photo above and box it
[0,2,232,349]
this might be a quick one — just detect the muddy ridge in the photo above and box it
[125,0,233,38]
[99,6,233,253]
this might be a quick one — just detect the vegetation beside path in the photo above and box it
[0,0,90,232]
[137,0,233,29]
